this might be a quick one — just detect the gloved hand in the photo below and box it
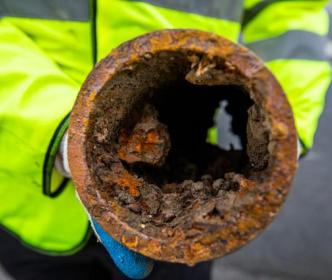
[91,220,153,279]
[55,132,154,279]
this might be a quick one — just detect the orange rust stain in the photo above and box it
[190,242,210,260]
[199,231,224,245]
[118,152,138,163]
[141,240,162,256]
[86,90,97,109]
[117,149,126,160]
[273,121,289,139]
[237,217,258,233]
[82,118,90,129]
[146,130,159,144]
[135,143,142,152]
[121,235,138,248]
[114,170,140,197]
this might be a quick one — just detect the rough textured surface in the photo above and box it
[117,104,171,167]
[212,88,332,280]
[68,29,297,265]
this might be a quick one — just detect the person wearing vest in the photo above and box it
[0,0,330,279]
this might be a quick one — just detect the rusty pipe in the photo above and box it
[68,29,297,265]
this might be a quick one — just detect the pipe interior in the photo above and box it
[86,50,271,236]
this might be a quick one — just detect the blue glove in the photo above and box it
[92,220,154,279]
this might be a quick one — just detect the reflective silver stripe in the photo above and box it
[135,0,244,22]
[0,0,90,21]
[245,30,327,61]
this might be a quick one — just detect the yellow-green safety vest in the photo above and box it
[0,0,330,254]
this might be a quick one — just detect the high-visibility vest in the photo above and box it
[0,0,330,254]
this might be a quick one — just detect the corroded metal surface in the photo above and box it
[117,104,171,166]
[68,29,297,265]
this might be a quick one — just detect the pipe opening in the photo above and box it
[87,50,271,238]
